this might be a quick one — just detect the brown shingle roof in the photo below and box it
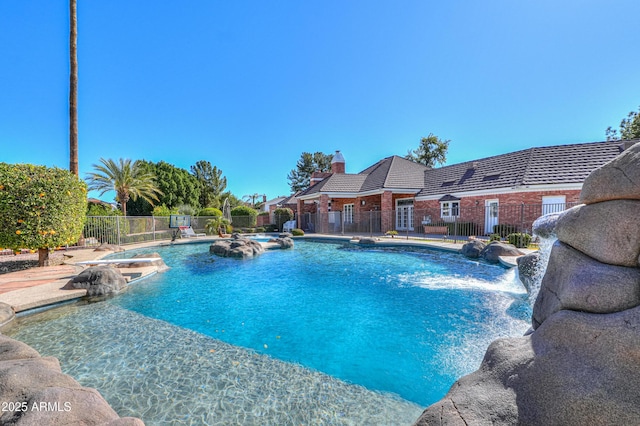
[417,140,630,197]
[299,155,428,197]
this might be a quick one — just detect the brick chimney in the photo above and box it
[331,150,345,174]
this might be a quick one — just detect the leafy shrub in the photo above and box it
[0,163,87,264]
[205,216,230,235]
[199,207,222,217]
[257,211,269,217]
[273,207,294,230]
[256,227,265,233]
[152,204,178,216]
[489,234,501,242]
[87,202,119,216]
[263,224,277,232]
[493,224,517,237]
[507,233,532,248]
[230,206,257,227]
[291,228,304,236]
[177,204,197,216]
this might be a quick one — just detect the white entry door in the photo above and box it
[396,200,414,231]
[484,199,499,234]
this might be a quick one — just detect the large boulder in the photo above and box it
[416,306,640,425]
[122,252,169,272]
[93,243,124,252]
[461,240,486,259]
[0,334,143,425]
[532,241,640,329]
[555,200,640,267]
[516,251,542,294]
[210,236,265,259]
[479,242,522,263]
[531,211,561,239]
[62,266,127,296]
[268,237,294,249]
[580,141,640,204]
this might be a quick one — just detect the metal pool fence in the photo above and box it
[82,203,572,248]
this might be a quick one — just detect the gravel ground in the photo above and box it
[0,251,66,275]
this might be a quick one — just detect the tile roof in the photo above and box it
[360,156,428,190]
[298,155,429,197]
[417,140,631,197]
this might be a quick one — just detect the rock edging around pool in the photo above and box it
[210,233,294,258]
[0,333,144,425]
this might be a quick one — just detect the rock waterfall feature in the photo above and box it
[415,142,640,425]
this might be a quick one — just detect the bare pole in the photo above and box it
[69,0,78,175]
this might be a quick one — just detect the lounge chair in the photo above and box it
[179,226,206,238]
[282,220,296,232]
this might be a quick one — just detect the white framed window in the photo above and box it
[542,195,566,215]
[343,204,354,224]
[440,201,460,219]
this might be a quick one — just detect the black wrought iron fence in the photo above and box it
[294,202,576,246]
[82,203,573,247]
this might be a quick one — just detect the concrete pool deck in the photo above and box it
[0,235,533,322]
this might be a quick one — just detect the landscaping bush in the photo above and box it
[263,224,277,232]
[291,228,304,236]
[230,206,257,227]
[489,234,501,242]
[256,227,265,233]
[152,204,178,216]
[507,233,532,248]
[199,207,222,217]
[493,224,518,237]
[0,163,87,265]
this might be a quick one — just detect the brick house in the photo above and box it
[293,140,637,235]
[296,151,429,233]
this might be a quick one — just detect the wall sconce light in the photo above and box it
[475,200,479,205]
[361,200,366,206]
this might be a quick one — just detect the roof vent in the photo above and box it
[482,173,501,181]
[472,161,479,169]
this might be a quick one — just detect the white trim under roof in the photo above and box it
[415,183,583,201]
[297,188,421,200]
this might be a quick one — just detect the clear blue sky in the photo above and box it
[2,1,639,202]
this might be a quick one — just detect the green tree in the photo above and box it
[230,205,258,228]
[220,192,242,209]
[0,164,86,266]
[606,106,640,141]
[242,193,265,208]
[85,158,163,217]
[191,161,227,208]
[287,152,334,192]
[127,161,201,215]
[405,134,450,167]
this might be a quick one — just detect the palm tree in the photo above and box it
[86,158,163,217]
[69,0,78,175]
[242,193,265,208]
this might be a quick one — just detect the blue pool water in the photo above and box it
[110,240,530,405]
[8,240,531,424]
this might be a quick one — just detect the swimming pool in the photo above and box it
[8,240,530,424]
